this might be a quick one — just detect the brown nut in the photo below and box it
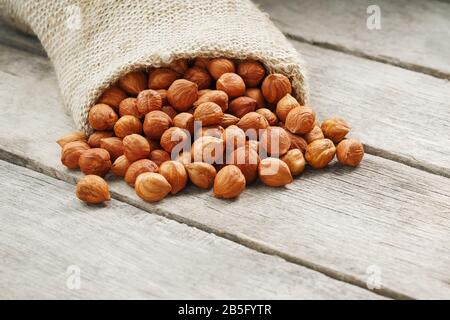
[136,89,163,116]
[305,138,336,169]
[220,113,240,128]
[143,111,173,140]
[185,162,217,189]
[183,67,212,90]
[194,57,210,69]
[161,105,177,119]
[193,102,224,126]
[87,131,114,147]
[114,115,142,138]
[281,149,306,176]
[76,175,111,204]
[123,134,151,162]
[285,131,308,153]
[198,89,213,97]
[157,89,168,105]
[57,131,87,148]
[207,58,235,80]
[198,126,224,139]
[169,59,189,74]
[214,165,246,199]
[237,112,269,137]
[285,106,315,134]
[245,88,265,109]
[119,97,140,118]
[223,125,246,150]
[159,160,188,194]
[192,136,224,164]
[216,73,246,98]
[261,74,292,104]
[160,127,190,154]
[135,172,171,202]
[149,149,171,167]
[303,125,324,144]
[111,155,131,177]
[193,90,228,111]
[173,112,194,134]
[119,71,147,95]
[258,157,293,187]
[88,104,118,130]
[175,151,192,165]
[259,126,291,157]
[148,68,179,90]
[98,85,127,110]
[256,108,278,126]
[61,141,90,169]
[124,159,159,186]
[229,96,257,118]
[167,79,198,112]
[321,117,351,143]
[276,94,300,123]
[228,145,260,184]
[78,148,112,176]
[336,138,364,167]
[100,137,123,161]
[237,60,266,87]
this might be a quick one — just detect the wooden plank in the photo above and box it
[0,45,450,299]
[255,0,450,79]
[0,159,380,299]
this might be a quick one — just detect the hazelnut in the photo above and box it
[214,165,246,199]
[223,125,246,150]
[76,175,111,204]
[57,131,86,148]
[193,102,224,126]
[207,58,235,80]
[124,159,159,186]
[169,59,189,74]
[149,149,171,166]
[259,127,291,157]
[136,89,163,116]
[258,158,293,187]
[173,112,194,134]
[237,60,265,87]
[285,106,315,134]
[285,130,308,153]
[198,126,224,139]
[304,125,324,144]
[98,85,127,110]
[135,172,172,202]
[87,131,114,147]
[143,111,173,140]
[114,115,142,138]
[123,134,151,162]
[111,155,131,177]
[157,89,169,106]
[167,79,198,112]
[175,151,192,165]
[237,112,269,137]
[281,149,306,176]
[192,136,224,164]
[160,127,190,154]
[148,68,179,90]
[216,73,246,98]
[159,160,188,194]
[119,71,147,95]
[246,140,259,154]
[161,105,177,119]
[220,113,240,128]
[228,145,260,184]
[61,141,90,169]
[88,104,118,130]
[245,88,265,109]
[276,94,300,123]
[261,74,292,104]
[100,137,123,161]
[185,162,217,189]
[194,57,210,69]
[193,90,228,111]
[305,139,336,169]
[119,97,140,118]
[198,89,213,97]
[78,148,112,176]
[183,67,212,90]
[229,96,257,118]
[336,139,364,166]
[256,108,278,126]
[321,117,351,143]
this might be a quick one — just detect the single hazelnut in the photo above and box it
[136,89,163,116]
[123,134,151,162]
[135,172,172,202]
[149,149,171,166]
[259,127,291,157]
[321,117,351,143]
[175,151,192,165]
[194,57,210,69]
[157,89,168,105]
[214,165,246,199]
[285,130,308,153]
[161,106,177,119]
[223,125,246,150]
[304,125,324,144]
[76,175,111,204]
[173,112,194,134]
[198,126,224,139]
[87,131,114,148]
[193,102,224,126]
[228,145,260,184]
[88,104,118,130]
[100,137,123,161]
[256,108,278,126]
[305,139,336,169]
[193,90,228,111]
[119,71,148,95]
[98,85,127,110]
[148,68,179,90]
[261,74,292,104]
[160,127,190,154]
[61,141,90,169]
[159,160,188,194]
[276,94,300,123]
[237,112,269,136]
[124,159,159,186]
[169,59,189,74]
[216,73,246,98]
[111,155,131,177]
[143,111,173,140]
[78,148,112,176]
[183,67,212,90]
[167,79,198,112]
[246,140,260,154]
[258,157,293,187]
[336,139,364,166]
[57,131,86,148]
[281,149,306,176]
[207,58,235,80]
[192,136,224,164]
[229,96,257,118]
[185,162,217,189]
[114,115,142,138]
[285,106,315,134]
[220,113,240,128]
[119,97,140,118]
[237,60,266,87]
[245,88,265,109]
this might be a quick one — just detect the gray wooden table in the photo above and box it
[0,0,449,299]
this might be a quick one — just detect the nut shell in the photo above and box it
[87,131,114,147]
[223,125,246,150]
[285,131,308,153]
[285,106,315,134]
[160,127,190,154]
[78,148,112,176]
[237,112,269,137]
[143,110,173,140]
[216,73,246,98]
[124,159,159,186]
[57,131,86,148]
[193,102,224,126]
[281,149,306,176]
[148,68,179,90]
[214,165,246,199]
[228,146,260,184]
[149,149,171,166]
[119,71,147,95]
[261,74,292,104]
[192,136,224,164]
[259,127,291,157]
[61,141,90,169]
[123,134,151,162]
[220,113,240,128]
[161,106,177,119]
[173,112,194,134]
[185,162,217,189]
[304,125,324,144]
[98,85,127,110]
[100,137,124,161]
[111,155,131,177]
[193,90,228,111]
[237,60,266,88]
[136,89,163,116]
[159,160,188,194]
[229,96,257,118]
[135,172,172,202]
[183,67,212,90]
[119,98,140,118]
[76,175,111,204]
[167,79,198,112]
[258,158,293,187]
[321,117,351,143]
[88,104,118,131]
[114,115,142,138]
[336,139,364,166]
[276,94,300,123]
[305,138,336,169]
[256,108,278,126]
[207,58,235,80]
[245,88,265,109]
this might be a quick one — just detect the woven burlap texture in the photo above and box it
[0,0,308,133]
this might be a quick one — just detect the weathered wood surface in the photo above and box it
[0,159,382,299]
[1,45,450,299]
[255,0,450,79]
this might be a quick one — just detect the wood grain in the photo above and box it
[255,0,450,79]
[0,45,449,299]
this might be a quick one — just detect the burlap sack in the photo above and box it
[0,0,308,133]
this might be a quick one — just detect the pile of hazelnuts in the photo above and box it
[57,58,364,204]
